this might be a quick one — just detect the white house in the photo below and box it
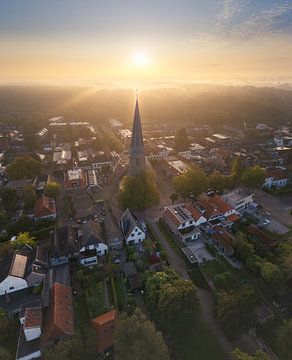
[119,209,146,246]
[223,188,254,213]
[162,204,206,244]
[0,253,28,296]
[79,221,108,267]
[263,168,288,189]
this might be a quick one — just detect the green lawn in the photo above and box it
[157,220,182,257]
[170,319,227,360]
[114,275,126,310]
[85,277,107,318]
[74,294,90,330]
[187,266,210,289]
[201,260,225,280]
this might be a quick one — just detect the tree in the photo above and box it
[12,232,36,250]
[173,166,207,199]
[114,309,169,360]
[0,346,11,360]
[174,128,189,152]
[0,309,16,344]
[0,242,13,261]
[0,188,18,212]
[6,156,42,180]
[216,284,257,337]
[234,233,255,263]
[208,171,226,193]
[44,334,84,360]
[277,319,292,360]
[146,268,198,332]
[23,184,36,208]
[232,348,269,360]
[118,172,160,209]
[260,261,283,290]
[277,240,292,281]
[213,272,238,290]
[170,192,179,204]
[231,157,244,179]
[44,181,60,198]
[241,166,266,189]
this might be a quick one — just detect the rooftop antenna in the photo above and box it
[135,88,138,101]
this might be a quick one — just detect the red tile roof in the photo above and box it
[164,207,181,226]
[212,225,235,253]
[266,169,287,181]
[184,203,203,221]
[24,307,42,329]
[43,283,74,344]
[207,193,233,214]
[34,195,56,218]
[91,309,118,353]
[227,214,240,222]
[248,225,277,248]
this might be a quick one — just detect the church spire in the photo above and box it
[128,95,146,176]
[130,98,144,155]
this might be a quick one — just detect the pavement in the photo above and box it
[254,189,292,227]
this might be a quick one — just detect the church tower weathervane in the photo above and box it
[128,90,146,176]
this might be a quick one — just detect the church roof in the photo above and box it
[130,100,144,155]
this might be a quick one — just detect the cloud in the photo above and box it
[233,2,292,39]
[216,0,249,22]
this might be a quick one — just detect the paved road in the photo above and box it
[254,189,292,227]
[149,222,234,359]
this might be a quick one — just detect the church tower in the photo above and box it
[128,98,146,176]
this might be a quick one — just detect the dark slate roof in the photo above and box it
[81,220,102,247]
[16,325,41,360]
[0,288,41,314]
[0,252,14,282]
[123,261,137,277]
[130,100,144,155]
[119,209,144,239]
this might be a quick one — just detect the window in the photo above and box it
[9,286,15,290]
[138,232,142,235]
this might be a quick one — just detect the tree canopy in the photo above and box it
[12,232,36,250]
[277,319,292,360]
[23,184,36,208]
[114,309,169,360]
[44,181,60,198]
[241,166,266,189]
[216,284,257,337]
[118,171,160,209]
[231,157,244,179]
[174,128,189,152]
[232,348,269,360]
[208,171,226,193]
[145,268,198,332]
[0,187,18,213]
[172,166,207,199]
[6,156,42,180]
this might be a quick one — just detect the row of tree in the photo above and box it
[172,162,266,201]
[234,233,286,292]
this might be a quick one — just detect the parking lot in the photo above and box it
[254,189,292,228]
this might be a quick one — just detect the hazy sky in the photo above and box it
[0,0,292,85]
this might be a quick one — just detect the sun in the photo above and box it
[132,51,151,68]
